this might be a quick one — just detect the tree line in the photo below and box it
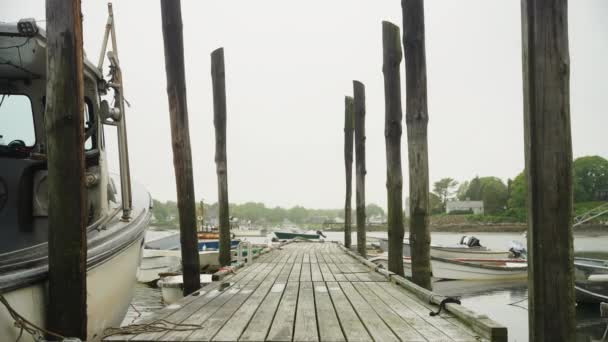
[152,155,607,227]
[151,200,386,227]
[431,155,608,220]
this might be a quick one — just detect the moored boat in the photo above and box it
[574,257,608,303]
[0,17,150,341]
[378,235,511,260]
[369,256,527,280]
[137,233,242,283]
[274,231,323,240]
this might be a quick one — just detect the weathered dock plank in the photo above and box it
[104,242,503,342]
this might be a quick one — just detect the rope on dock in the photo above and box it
[101,319,201,339]
[0,295,66,341]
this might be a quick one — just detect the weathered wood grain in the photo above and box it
[211,47,232,267]
[382,21,406,277]
[402,0,432,290]
[353,81,367,257]
[344,96,355,249]
[160,0,201,295]
[45,0,87,338]
[521,0,575,341]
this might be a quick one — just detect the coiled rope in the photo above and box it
[102,319,201,338]
[0,295,66,342]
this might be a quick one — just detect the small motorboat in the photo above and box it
[274,230,325,240]
[136,233,242,283]
[574,257,608,303]
[198,231,220,240]
[378,235,511,260]
[369,256,527,280]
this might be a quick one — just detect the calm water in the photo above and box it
[127,229,608,341]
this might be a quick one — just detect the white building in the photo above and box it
[446,200,484,215]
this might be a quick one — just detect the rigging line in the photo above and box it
[0,37,31,50]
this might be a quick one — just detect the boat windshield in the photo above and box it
[0,94,35,147]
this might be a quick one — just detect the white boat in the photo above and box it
[231,229,265,237]
[157,274,213,305]
[574,257,608,303]
[136,249,220,284]
[0,16,150,341]
[370,256,527,280]
[378,235,510,260]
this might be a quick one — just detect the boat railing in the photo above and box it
[235,241,253,265]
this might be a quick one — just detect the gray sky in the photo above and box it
[3,1,607,209]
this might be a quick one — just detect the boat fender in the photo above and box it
[429,297,461,317]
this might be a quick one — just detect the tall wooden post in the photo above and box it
[402,0,432,290]
[382,21,405,276]
[344,96,354,249]
[160,0,200,296]
[211,48,231,267]
[353,81,366,257]
[45,0,87,338]
[521,0,575,340]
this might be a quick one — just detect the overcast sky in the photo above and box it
[3,1,607,209]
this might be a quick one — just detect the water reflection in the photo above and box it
[433,279,607,342]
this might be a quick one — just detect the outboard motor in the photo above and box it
[509,240,527,259]
[316,230,327,238]
[459,235,482,247]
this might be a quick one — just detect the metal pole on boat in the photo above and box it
[344,96,354,249]
[160,0,201,296]
[211,47,232,267]
[382,21,405,276]
[45,0,87,338]
[521,0,575,340]
[402,0,432,290]
[353,81,367,257]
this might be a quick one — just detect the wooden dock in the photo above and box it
[105,242,506,341]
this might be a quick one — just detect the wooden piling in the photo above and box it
[382,21,405,276]
[521,0,575,340]
[211,48,231,267]
[45,0,87,338]
[353,81,366,257]
[402,0,432,290]
[160,0,201,296]
[344,96,354,249]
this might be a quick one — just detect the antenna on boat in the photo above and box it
[98,2,132,220]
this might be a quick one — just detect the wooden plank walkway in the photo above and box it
[106,242,499,341]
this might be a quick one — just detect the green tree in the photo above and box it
[478,177,508,214]
[456,181,470,200]
[465,176,482,200]
[429,192,443,214]
[366,203,385,217]
[508,172,527,208]
[433,177,459,209]
[573,156,608,202]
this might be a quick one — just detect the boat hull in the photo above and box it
[378,238,509,259]
[370,256,527,280]
[274,232,320,240]
[136,249,220,283]
[0,236,143,342]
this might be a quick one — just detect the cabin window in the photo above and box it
[84,98,94,151]
[0,94,35,147]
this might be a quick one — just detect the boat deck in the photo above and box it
[105,242,504,341]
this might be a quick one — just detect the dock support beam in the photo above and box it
[382,21,405,276]
[353,81,367,257]
[344,96,354,249]
[521,0,575,340]
[45,0,87,338]
[403,0,432,290]
[160,0,201,296]
[211,48,231,267]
